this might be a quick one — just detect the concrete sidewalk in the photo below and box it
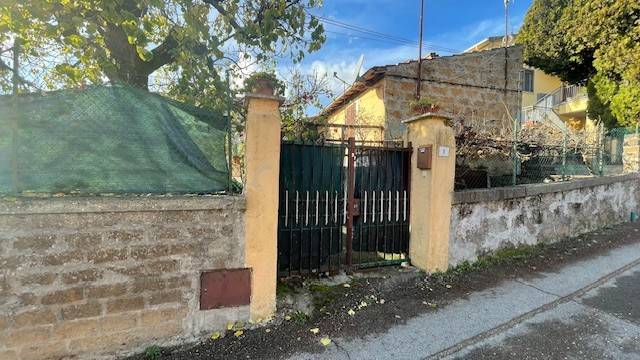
[288,240,640,360]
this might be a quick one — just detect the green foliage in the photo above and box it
[0,0,325,110]
[243,71,285,96]
[409,97,439,111]
[309,283,341,310]
[519,0,640,127]
[276,280,300,298]
[291,310,309,323]
[409,97,437,108]
[431,243,548,284]
[586,78,617,129]
[144,345,161,360]
[518,0,593,83]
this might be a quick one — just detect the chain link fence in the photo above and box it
[455,123,634,191]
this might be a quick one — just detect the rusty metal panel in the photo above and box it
[200,268,251,310]
[417,145,432,170]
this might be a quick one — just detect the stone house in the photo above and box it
[318,45,524,141]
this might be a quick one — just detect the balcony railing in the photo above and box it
[525,84,586,113]
[520,84,586,127]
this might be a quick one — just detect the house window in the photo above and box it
[522,70,534,92]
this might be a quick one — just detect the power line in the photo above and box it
[315,15,417,45]
[308,13,461,54]
[315,14,460,53]
[318,16,459,53]
[323,29,455,53]
[322,24,458,54]
[323,30,414,47]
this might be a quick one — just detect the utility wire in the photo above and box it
[308,13,461,54]
[323,29,455,53]
[316,15,418,45]
[320,17,459,53]
[323,30,415,47]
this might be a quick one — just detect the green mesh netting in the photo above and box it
[0,85,230,196]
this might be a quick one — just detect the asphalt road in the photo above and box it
[288,240,640,360]
[449,266,640,359]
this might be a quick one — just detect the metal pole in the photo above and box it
[562,132,567,181]
[598,122,604,176]
[346,137,356,269]
[12,38,20,95]
[504,0,509,46]
[503,0,509,95]
[512,113,518,186]
[225,70,233,192]
[10,38,20,194]
[416,0,424,98]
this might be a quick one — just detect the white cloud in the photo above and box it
[289,43,417,97]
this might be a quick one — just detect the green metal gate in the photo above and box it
[277,139,412,277]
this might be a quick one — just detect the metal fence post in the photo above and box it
[11,39,20,195]
[512,114,518,186]
[562,132,567,181]
[10,102,19,195]
[225,71,233,193]
[598,123,604,176]
[345,137,356,270]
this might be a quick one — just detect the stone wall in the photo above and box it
[448,174,640,267]
[0,196,246,360]
[384,46,523,138]
[624,133,640,173]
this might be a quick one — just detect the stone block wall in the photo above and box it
[623,133,640,173]
[0,196,246,360]
[383,46,523,138]
[448,174,640,267]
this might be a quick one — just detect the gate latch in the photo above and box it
[352,198,361,217]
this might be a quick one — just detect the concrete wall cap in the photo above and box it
[453,173,640,204]
[0,195,246,215]
[244,93,285,105]
[402,112,454,124]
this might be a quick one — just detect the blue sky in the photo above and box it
[292,0,533,109]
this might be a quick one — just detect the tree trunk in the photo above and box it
[107,70,150,90]
[123,72,150,90]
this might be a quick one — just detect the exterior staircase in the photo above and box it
[521,86,570,132]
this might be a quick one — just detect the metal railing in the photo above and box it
[521,85,587,128]
[561,84,586,102]
[522,85,587,120]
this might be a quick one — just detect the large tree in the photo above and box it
[518,0,640,127]
[0,0,325,109]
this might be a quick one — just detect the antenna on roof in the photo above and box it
[333,72,350,93]
[352,54,365,83]
[503,0,511,47]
